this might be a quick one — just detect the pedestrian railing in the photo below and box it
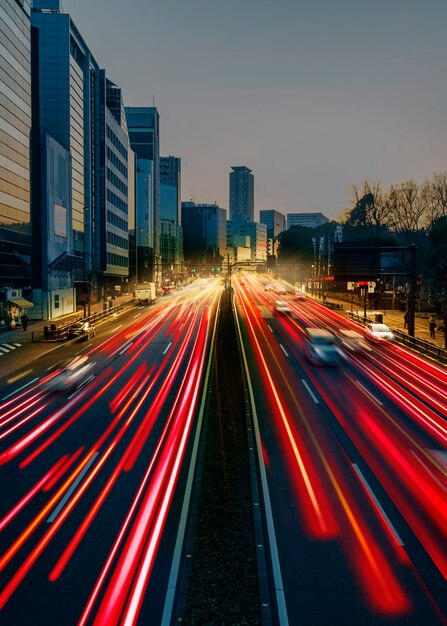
[32,299,135,343]
[391,329,447,364]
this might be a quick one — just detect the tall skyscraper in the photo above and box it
[160,156,181,222]
[0,0,32,293]
[160,156,183,284]
[126,107,160,285]
[31,0,131,318]
[229,166,254,222]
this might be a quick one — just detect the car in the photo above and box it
[66,321,95,341]
[337,328,370,353]
[264,283,274,291]
[275,285,287,295]
[364,323,394,343]
[274,300,292,315]
[44,356,96,391]
[294,294,307,302]
[304,328,344,365]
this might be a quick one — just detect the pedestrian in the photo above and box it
[21,313,28,331]
[404,311,408,329]
[429,316,436,339]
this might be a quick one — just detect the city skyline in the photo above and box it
[63,0,447,221]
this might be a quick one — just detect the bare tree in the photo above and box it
[421,172,447,229]
[383,180,425,233]
[343,180,388,227]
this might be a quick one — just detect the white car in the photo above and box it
[45,356,96,391]
[304,328,344,365]
[364,323,394,343]
[264,283,274,291]
[274,300,292,316]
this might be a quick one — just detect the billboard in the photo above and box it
[333,243,381,280]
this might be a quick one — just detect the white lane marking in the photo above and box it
[352,463,404,546]
[355,380,383,406]
[119,343,133,355]
[279,344,289,357]
[13,343,22,347]
[67,376,96,399]
[1,378,39,401]
[267,324,273,333]
[3,343,17,350]
[0,348,9,354]
[112,324,123,332]
[133,313,142,318]
[163,341,172,355]
[301,379,319,404]
[47,452,99,523]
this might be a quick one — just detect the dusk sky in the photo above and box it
[64,0,447,221]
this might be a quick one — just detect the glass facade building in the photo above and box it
[0,0,32,290]
[31,1,131,315]
[259,209,286,240]
[229,165,254,223]
[160,155,183,283]
[126,107,160,285]
[181,202,227,268]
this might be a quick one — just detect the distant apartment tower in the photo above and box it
[181,202,227,267]
[126,107,160,285]
[160,156,183,283]
[287,212,329,229]
[229,166,254,222]
[0,0,32,292]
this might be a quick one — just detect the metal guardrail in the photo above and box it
[392,329,447,364]
[347,310,447,365]
[32,299,135,343]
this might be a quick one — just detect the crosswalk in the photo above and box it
[0,342,22,355]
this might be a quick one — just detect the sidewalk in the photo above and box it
[0,294,134,346]
[315,295,446,350]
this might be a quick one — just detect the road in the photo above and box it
[0,281,220,625]
[233,273,447,625]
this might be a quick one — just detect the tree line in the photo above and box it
[277,172,447,340]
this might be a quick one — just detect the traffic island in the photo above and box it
[180,288,261,624]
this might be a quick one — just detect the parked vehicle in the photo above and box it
[304,328,344,365]
[364,323,394,343]
[134,283,156,303]
[66,321,95,341]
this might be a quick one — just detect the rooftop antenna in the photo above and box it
[153,94,155,107]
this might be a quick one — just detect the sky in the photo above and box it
[63,0,447,221]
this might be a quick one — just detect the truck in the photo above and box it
[134,283,156,304]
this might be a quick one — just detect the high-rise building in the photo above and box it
[229,166,254,222]
[181,202,227,269]
[126,107,160,285]
[0,0,32,298]
[31,0,131,318]
[160,156,181,222]
[160,156,183,284]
